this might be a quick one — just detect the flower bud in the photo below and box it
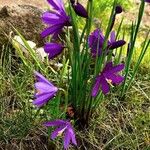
[72,2,88,18]
[115,5,123,14]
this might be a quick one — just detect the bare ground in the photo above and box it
[0,0,47,8]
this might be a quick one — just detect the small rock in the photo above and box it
[0,5,45,48]
[36,47,47,61]
[12,35,47,61]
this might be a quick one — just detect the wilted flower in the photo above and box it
[41,0,71,38]
[92,62,124,96]
[44,119,77,149]
[88,29,126,57]
[44,43,64,59]
[33,71,58,107]
[71,1,88,18]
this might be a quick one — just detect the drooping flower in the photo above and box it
[44,119,77,149]
[44,43,64,59]
[41,0,71,38]
[92,62,124,97]
[71,1,88,18]
[33,71,58,107]
[88,29,126,57]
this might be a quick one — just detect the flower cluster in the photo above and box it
[41,0,70,59]
[41,0,88,60]
[33,0,127,149]
[33,71,77,149]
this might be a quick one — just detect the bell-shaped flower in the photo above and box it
[92,62,124,97]
[44,43,64,59]
[41,0,71,38]
[44,119,77,149]
[33,71,58,107]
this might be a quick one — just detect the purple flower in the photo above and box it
[44,43,64,59]
[33,71,58,107]
[88,29,105,57]
[71,2,88,18]
[88,29,126,57]
[92,62,124,97]
[108,31,126,49]
[41,0,71,38]
[44,119,77,149]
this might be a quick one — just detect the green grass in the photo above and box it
[0,42,150,149]
[0,0,150,149]
[74,72,150,149]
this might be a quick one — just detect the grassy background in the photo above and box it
[0,0,150,149]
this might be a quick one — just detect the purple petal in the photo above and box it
[106,74,124,84]
[42,11,64,24]
[73,2,88,18]
[109,64,125,73]
[91,76,102,97]
[88,29,104,56]
[34,71,54,86]
[41,24,63,38]
[109,40,126,49]
[44,120,66,127]
[51,29,62,40]
[33,93,54,107]
[64,128,71,150]
[110,31,116,43]
[44,43,64,59]
[101,79,110,95]
[88,29,104,48]
[68,127,77,146]
[47,0,65,12]
[51,126,66,140]
[35,82,58,94]
[103,62,113,72]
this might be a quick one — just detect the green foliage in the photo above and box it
[0,0,150,149]
[92,0,132,29]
